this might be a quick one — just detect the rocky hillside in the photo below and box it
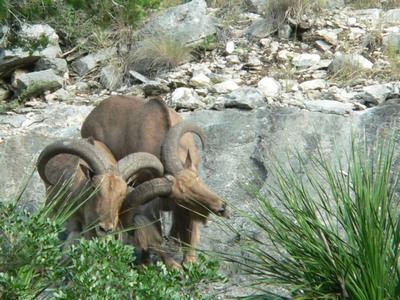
[1,0,400,297]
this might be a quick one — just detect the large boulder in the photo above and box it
[138,0,216,46]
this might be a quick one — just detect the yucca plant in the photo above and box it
[220,134,400,299]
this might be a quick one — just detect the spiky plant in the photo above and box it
[219,134,400,299]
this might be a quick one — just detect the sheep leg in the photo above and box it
[181,218,201,265]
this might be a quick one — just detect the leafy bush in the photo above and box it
[0,201,65,299]
[0,184,225,299]
[220,135,400,299]
[1,0,162,49]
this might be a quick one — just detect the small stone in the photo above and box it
[299,79,327,91]
[257,77,281,97]
[190,73,211,87]
[292,53,321,68]
[209,80,239,94]
[278,24,292,40]
[225,41,235,54]
[363,84,391,105]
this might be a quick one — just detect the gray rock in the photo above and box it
[278,24,292,40]
[383,33,400,50]
[128,70,151,84]
[292,53,321,68]
[74,81,90,91]
[363,84,391,105]
[325,0,345,8]
[225,55,240,64]
[142,81,170,96]
[0,103,94,207]
[246,19,276,40]
[209,80,239,94]
[45,88,70,102]
[0,52,41,79]
[257,77,281,97]
[225,41,235,54]
[190,72,211,87]
[0,25,8,49]
[208,73,233,84]
[243,56,263,71]
[168,87,205,110]
[316,29,340,45]
[14,69,63,97]
[304,100,354,115]
[34,57,68,76]
[71,54,97,76]
[139,0,216,46]
[383,9,400,24]
[299,79,327,91]
[17,24,62,58]
[224,87,265,109]
[100,66,123,90]
[329,53,373,73]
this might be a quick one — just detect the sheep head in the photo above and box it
[37,138,164,237]
[125,121,228,217]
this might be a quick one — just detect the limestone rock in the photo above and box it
[209,80,239,94]
[363,84,391,105]
[14,69,63,97]
[139,0,216,46]
[71,54,97,76]
[168,87,205,110]
[299,79,327,91]
[224,87,265,109]
[34,57,68,77]
[257,77,281,97]
[292,53,321,69]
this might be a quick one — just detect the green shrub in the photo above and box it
[0,178,225,299]
[1,0,163,50]
[220,135,400,299]
[0,201,65,299]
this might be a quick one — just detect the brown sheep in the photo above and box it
[37,137,164,244]
[81,95,228,268]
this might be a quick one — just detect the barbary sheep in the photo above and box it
[37,137,163,244]
[81,95,228,268]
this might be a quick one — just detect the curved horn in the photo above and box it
[122,176,173,213]
[37,138,112,186]
[116,152,164,182]
[161,121,205,175]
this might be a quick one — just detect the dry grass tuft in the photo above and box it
[346,0,400,9]
[384,45,400,80]
[129,36,193,75]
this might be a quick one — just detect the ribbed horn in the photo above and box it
[116,152,164,182]
[121,177,173,214]
[161,121,205,175]
[37,138,112,186]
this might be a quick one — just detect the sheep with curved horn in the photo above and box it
[37,137,164,243]
[81,95,228,268]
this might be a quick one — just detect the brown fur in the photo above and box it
[81,95,227,267]
[41,139,128,243]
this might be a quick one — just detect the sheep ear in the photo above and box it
[80,164,94,179]
[183,151,196,171]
